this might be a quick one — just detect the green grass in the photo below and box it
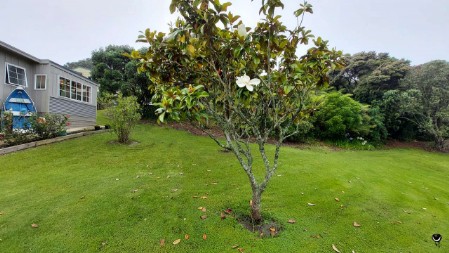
[96,109,110,126]
[0,124,448,252]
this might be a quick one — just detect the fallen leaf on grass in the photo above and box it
[220,212,226,220]
[332,244,341,253]
[310,234,322,239]
[307,203,316,206]
[201,196,208,199]
[287,219,296,224]
[160,239,165,246]
[31,224,39,228]
[192,196,199,198]
[269,227,276,236]
[200,215,208,220]
[238,248,245,252]
[185,234,190,240]
[173,239,181,245]
[224,208,233,214]
[335,198,340,202]
[231,245,239,249]
[202,234,207,240]
[353,221,361,227]
[131,189,138,193]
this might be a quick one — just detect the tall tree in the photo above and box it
[91,45,133,94]
[330,52,410,104]
[399,60,449,150]
[132,0,342,223]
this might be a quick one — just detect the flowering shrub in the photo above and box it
[30,113,70,139]
[2,111,35,146]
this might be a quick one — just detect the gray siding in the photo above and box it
[49,97,97,128]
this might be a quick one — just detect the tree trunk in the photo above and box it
[250,188,263,224]
[434,135,445,151]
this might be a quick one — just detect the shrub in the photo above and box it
[30,113,70,139]
[2,112,35,146]
[311,92,368,140]
[106,94,141,143]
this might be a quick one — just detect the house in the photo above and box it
[0,40,99,128]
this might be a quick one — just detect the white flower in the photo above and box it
[237,23,247,38]
[259,70,268,77]
[236,74,260,92]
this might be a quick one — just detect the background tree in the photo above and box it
[64,58,93,70]
[330,51,410,104]
[91,45,133,95]
[133,0,342,223]
[87,45,155,117]
[399,60,449,150]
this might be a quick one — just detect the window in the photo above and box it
[59,77,71,98]
[59,77,91,103]
[5,63,27,86]
[35,74,46,90]
[83,85,91,103]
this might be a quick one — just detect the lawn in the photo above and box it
[0,123,448,252]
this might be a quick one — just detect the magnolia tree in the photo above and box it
[132,0,342,223]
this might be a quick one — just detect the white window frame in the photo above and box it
[5,62,28,87]
[34,74,47,90]
[58,76,92,104]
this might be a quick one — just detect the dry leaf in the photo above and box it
[249,200,253,206]
[310,234,322,239]
[352,251,356,253]
[173,239,181,245]
[202,233,207,240]
[353,221,361,227]
[198,206,204,210]
[200,215,208,220]
[184,234,190,240]
[307,203,316,206]
[238,248,245,252]
[332,244,341,253]
[335,198,340,202]
[192,196,199,198]
[31,223,39,228]
[201,207,207,212]
[287,219,296,224]
[231,245,239,249]
[201,196,208,199]
[160,239,165,247]
[224,208,232,214]
[269,227,276,236]
[220,212,226,220]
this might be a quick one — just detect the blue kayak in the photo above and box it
[3,87,37,129]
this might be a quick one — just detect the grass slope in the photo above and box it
[0,124,448,252]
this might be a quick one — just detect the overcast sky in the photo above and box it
[1,0,448,66]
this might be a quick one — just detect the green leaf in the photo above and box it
[169,2,176,14]
[222,2,232,12]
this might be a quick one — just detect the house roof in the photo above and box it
[0,40,41,63]
[0,40,99,87]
